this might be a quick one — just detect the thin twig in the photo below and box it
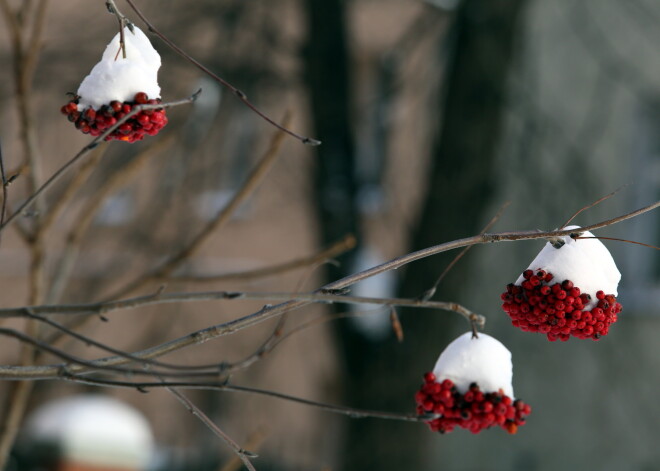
[123,0,320,146]
[0,291,485,324]
[0,327,242,379]
[55,375,432,423]
[0,91,200,233]
[105,0,133,59]
[560,185,626,229]
[420,201,510,300]
[218,428,267,471]
[573,236,660,251]
[25,310,232,373]
[165,386,258,471]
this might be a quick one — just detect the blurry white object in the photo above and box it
[95,192,135,226]
[349,247,397,341]
[23,395,155,470]
[194,189,250,221]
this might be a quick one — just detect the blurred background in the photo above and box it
[0,0,659,470]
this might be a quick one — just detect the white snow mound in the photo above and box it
[433,332,514,398]
[23,395,154,469]
[77,26,161,109]
[515,225,620,309]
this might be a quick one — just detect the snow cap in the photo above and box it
[23,395,154,470]
[77,26,161,109]
[433,332,514,398]
[515,225,621,308]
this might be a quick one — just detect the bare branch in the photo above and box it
[165,386,258,471]
[0,326,236,379]
[0,201,655,380]
[0,290,485,324]
[573,236,660,251]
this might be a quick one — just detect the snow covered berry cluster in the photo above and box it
[61,26,166,143]
[416,333,531,434]
[500,226,622,341]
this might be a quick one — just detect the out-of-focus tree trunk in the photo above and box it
[303,0,359,283]
[312,1,527,470]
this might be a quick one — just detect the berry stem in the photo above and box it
[420,201,510,302]
[559,185,627,230]
[105,0,133,60]
[122,0,321,146]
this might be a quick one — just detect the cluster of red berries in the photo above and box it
[60,92,168,143]
[501,269,622,341]
[415,373,531,434]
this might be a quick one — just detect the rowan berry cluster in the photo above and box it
[415,373,531,434]
[501,269,622,341]
[61,92,167,143]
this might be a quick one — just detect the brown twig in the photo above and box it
[25,310,233,373]
[218,428,267,471]
[420,201,510,300]
[0,290,485,324]
[123,0,320,146]
[560,186,626,229]
[0,326,243,380]
[573,236,660,251]
[55,375,432,424]
[105,0,133,59]
[165,386,258,471]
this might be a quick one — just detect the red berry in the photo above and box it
[134,92,149,104]
[110,100,122,113]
